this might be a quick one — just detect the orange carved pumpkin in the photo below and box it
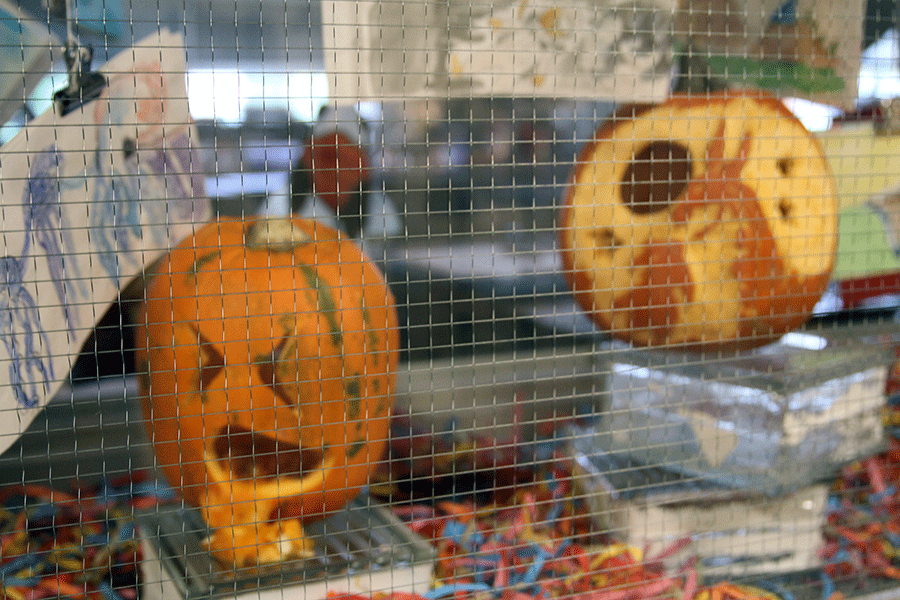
[559,91,838,351]
[136,217,399,566]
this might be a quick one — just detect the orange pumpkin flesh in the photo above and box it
[559,91,838,351]
[136,217,399,567]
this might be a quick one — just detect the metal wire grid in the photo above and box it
[0,0,897,599]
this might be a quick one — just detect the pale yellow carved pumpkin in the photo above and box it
[560,91,838,351]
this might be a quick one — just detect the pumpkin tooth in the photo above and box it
[249,454,337,500]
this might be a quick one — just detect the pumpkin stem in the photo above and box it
[246,218,312,251]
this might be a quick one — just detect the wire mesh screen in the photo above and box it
[1,0,900,599]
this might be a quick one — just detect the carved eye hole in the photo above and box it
[257,353,276,388]
[621,141,691,215]
[256,337,297,406]
[591,228,623,255]
[777,157,794,177]
[196,330,225,391]
[779,197,794,222]
[775,158,796,223]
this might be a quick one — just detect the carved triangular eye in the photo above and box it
[194,328,225,391]
[256,337,297,407]
[257,352,276,388]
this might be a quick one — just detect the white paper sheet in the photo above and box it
[0,30,210,453]
[323,0,677,103]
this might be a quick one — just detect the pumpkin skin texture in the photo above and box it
[559,91,838,351]
[136,217,399,567]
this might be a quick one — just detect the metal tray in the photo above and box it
[137,493,435,600]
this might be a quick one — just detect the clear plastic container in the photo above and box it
[590,324,897,494]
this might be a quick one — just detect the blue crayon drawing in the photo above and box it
[0,144,92,407]
[88,127,188,283]
[23,146,88,338]
[0,123,204,410]
[89,129,147,284]
[144,136,207,228]
[0,255,55,408]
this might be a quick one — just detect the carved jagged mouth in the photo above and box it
[213,424,324,481]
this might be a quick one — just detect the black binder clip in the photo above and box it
[53,41,106,117]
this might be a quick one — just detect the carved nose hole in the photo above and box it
[591,228,623,255]
[779,198,793,221]
[195,329,225,392]
[777,157,794,177]
[213,424,324,480]
[621,141,691,215]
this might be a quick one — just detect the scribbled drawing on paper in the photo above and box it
[338,0,675,100]
[0,30,209,455]
[23,146,88,337]
[144,132,210,236]
[88,62,184,284]
[0,255,55,408]
[89,108,152,283]
[446,0,673,94]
